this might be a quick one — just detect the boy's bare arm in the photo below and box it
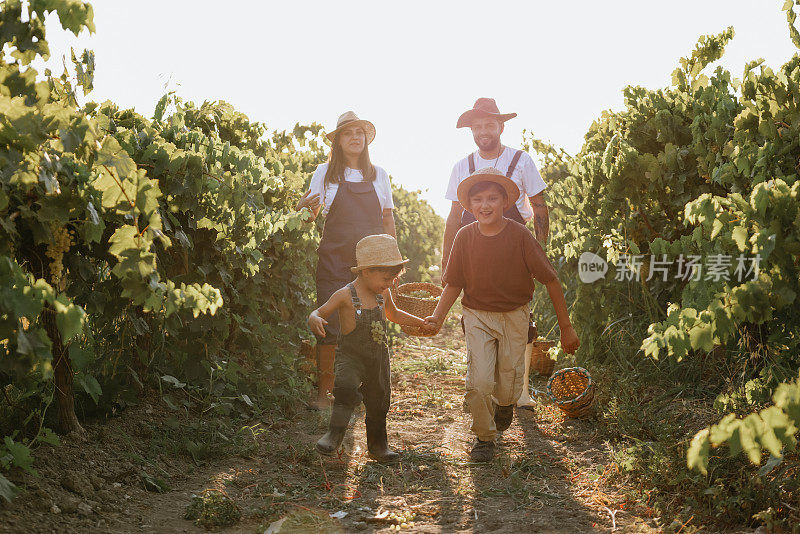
[441,201,462,277]
[382,289,427,328]
[544,278,580,354]
[425,284,462,330]
[308,289,345,337]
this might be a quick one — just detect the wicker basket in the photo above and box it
[530,339,556,376]
[546,367,595,419]
[391,282,442,337]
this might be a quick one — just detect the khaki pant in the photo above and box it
[463,304,529,441]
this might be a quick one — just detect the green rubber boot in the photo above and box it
[366,418,400,464]
[316,404,353,455]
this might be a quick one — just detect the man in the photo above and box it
[442,97,552,417]
[442,98,549,272]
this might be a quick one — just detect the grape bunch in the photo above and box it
[387,510,416,530]
[370,320,386,344]
[45,224,74,285]
[405,289,438,302]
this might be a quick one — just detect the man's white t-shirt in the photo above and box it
[309,163,394,216]
[445,147,546,220]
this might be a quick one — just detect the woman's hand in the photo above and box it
[296,190,321,220]
[560,325,580,354]
[308,311,328,337]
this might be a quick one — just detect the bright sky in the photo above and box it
[38,1,798,217]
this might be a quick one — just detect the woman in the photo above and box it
[296,111,396,409]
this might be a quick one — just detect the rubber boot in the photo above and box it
[316,403,353,455]
[366,418,400,464]
[310,344,335,410]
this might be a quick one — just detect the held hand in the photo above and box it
[423,315,442,334]
[560,325,580,354]
[419,320,437,335]
[308,313,328,338]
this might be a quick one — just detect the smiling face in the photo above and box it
[360,267,402,295]
[337,124,366,161]
[468,182,508,225]
[470,116,503,153]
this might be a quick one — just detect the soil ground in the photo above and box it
[1,320,705,533]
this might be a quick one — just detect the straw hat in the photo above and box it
[456,98,517,128]
[326,111,376,144]
[351,234,410,273]
[456,167,520,213]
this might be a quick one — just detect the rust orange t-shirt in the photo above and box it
[443,220,558,312]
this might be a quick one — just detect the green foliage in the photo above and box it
[530,11,800,528]
[688,372,800,475]
[0,0,337,499]
[538,24,800,384]
[392,184,444,282]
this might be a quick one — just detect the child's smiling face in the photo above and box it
[360,268,400,295]
[468,182,507,225]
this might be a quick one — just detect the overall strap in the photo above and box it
[468,153,475,174]
[506,150,523,178]
[348,283,361,311]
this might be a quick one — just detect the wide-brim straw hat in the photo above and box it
[456,167,520,214]
[351,234,410,273]
[326,111,376,145]
[457,98,517,128]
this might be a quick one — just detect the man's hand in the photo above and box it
[560,325,580,354]
[308,312,328,337]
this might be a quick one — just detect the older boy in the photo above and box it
[426,168,579,462]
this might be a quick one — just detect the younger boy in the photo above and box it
[308,234,431,464]
[425,168,580,462]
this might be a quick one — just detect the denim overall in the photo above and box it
[318,283,396,461]
[332,283,391,423]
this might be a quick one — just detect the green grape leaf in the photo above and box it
[16,329,52,360]
[3,437,35,475]
[68,345,93,372]
[689,323,714,352]
[731,226,748,252]
[53,295,86,342]
[38,428,60,447]
[687,428,710,475]
[76,374,102,404]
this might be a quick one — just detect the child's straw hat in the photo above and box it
[326,111,376,144]
[351,234,410,273]
[456,167,520,213]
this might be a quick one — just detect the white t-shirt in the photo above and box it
[445,147,546,220]
[309,163,394,216]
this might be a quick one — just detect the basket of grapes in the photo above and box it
[391,282,442,337]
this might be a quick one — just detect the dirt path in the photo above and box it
[1,321,661,533]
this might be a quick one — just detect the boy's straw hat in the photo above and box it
[351,234,410,273]
[326,111,376,144]
[456,98,517,128]
[456,167,520,213]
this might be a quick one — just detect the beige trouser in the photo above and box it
[463,304,529,441]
